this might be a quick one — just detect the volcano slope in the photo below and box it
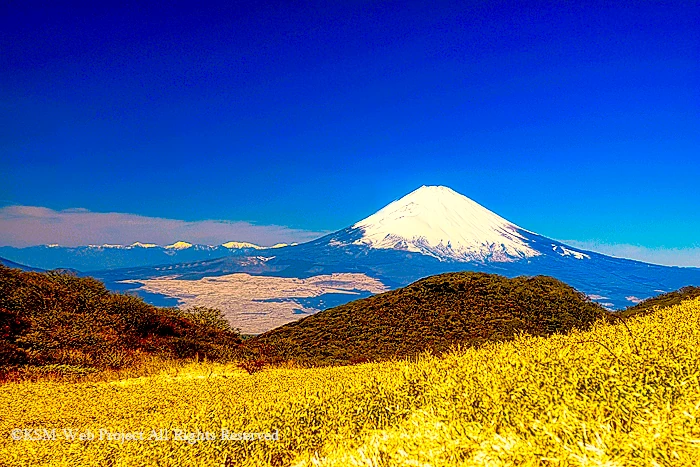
[248,272,607,365]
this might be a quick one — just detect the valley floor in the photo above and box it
[2,299,700,466]
[122,272,388,334]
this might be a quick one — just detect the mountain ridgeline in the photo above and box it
[248,272,607,366]
[3,261,697,376]
[4,186,700,322]
[0,242,271,272]
[620,286,700,318]
[85,186,700,317]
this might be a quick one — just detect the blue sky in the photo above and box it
[1,2,698,264]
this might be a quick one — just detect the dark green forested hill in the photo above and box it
[0,265,241,372]
[248,272,607,366]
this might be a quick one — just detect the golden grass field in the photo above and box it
[1,298,699,466]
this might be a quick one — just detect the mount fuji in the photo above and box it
[338,185,542,262]
[91,185,700,314]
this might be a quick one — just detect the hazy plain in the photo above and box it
[122,273,388,334]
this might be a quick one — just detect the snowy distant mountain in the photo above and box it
[5,186,700,321]
[0,241,270,271]
[318,185,596,268]
[90,185,700,315]
[222,241,263,249]
[164,241,194,250]
[271,242,298,248]
[346,185,540,261]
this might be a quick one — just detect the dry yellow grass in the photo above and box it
[1,298,699,466]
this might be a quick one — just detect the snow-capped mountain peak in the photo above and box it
[222,241,262,249]
[350,185,540,262]
[129,242,158,248]
[271,242,298,248]
[164,241,193,250]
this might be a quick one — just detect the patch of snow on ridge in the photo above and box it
[129,242,158,248]
[164,241,193,250]
[270,243,298,248]
[222,241,262,249]
[351,185,540,262]
[552,245,591,260]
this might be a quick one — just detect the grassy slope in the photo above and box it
[1,298,699,466]
[249,272,606,365]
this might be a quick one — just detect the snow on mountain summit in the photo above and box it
[351,185,540,262]
[222,241,262,249]
[164,241,193,250]
[129,242,158,248]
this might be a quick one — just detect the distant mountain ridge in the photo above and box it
[0,241,275,271]
[4,186,700,317]
[0,256,44,272]
[88,186,700,315]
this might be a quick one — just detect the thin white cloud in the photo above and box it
[0,205,328,248]
[561,240,700,268]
